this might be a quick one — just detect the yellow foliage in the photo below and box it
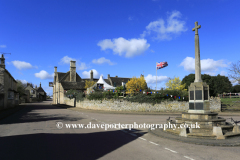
[85,80,96,89]
[126,76,147,94]
[165,77,186,90]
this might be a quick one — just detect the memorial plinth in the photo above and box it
[188,82,210,113]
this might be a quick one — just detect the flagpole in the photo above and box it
[156,62,157,91]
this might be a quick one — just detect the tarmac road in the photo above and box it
[0,100,240,160]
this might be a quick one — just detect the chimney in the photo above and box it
[115,76,118,78]
[70,61,76,82]
[90,70,93,81]
[40,82,41,88]
[108,74,110,79]
[54,66,57,83]
[0,54,5,69]
[54,66,57,73]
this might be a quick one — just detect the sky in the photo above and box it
[1,0,239,96]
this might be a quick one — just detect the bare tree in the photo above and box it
[228,61,240,84]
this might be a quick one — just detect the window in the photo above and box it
[8,91,14,99]
[31,90,33,94]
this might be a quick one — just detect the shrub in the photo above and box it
[87,91,104,100]
[76,92,85,102]
[103,90,115,99]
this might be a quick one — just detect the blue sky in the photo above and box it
[1,0,239,95]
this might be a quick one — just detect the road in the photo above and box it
[0,101,239,160]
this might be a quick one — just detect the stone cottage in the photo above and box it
[52,61,131,104]
[0,54,19,110]
[25,82,47,101]
[36,82,47,101]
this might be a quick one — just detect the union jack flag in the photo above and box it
[156,61,168,70]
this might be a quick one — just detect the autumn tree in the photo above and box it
[165,77,186,90]
[126,76,147,94]
[85,80,96,89]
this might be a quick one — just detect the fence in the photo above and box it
[218,93,240,98]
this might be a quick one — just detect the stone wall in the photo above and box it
[64,97,221,112]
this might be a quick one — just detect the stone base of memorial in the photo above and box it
[164,82,240,139]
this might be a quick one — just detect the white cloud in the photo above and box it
[220,71,227,76]
[77,62,88,70]
[82,69,100,79]
[59,56,77,64]
[141,10,187,40]
[97,37,150,58]
[35,70,54,79]
[59,56,88,70]
[145,74,168,84]
[0,45,6,48]
[20,80,28,84]
[180,57,228,73]
[92,57,116,65]
[12,60,33,70]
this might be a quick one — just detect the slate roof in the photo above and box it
[56,71,132,90]
[59,72,69,82]
[57,71,82,82]
[36,87,46,93]
[61,82,86,90]
[82,78,98,81]
[76,73,82,82]
[109,77,130,87]
[57,72,67,82]
[104,79,111,86]
[4,69,17,83]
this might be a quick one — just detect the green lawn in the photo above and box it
[221,98,240,111]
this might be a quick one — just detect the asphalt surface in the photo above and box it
[0,101,240,160]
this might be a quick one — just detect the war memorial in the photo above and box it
[151,22,240,145]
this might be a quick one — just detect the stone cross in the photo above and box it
[192,21,202,82]
[192,21,201,35]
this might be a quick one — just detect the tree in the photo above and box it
[232,85,240,93]
[209,74,232,96]
[165,77,186,90]
[181,74,232,96]
[16,80,27,98]
[182,74,212,90]
[126,76,147,94]
[228,61,240,84]
[181,74,195,90]
[85,80,96,89]
[115,86,124,92]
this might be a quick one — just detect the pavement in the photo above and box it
[149,128,240,147]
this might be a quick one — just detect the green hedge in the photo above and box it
[71,89,189,104]
[126,90,188,104]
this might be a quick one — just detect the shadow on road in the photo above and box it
[0,130,144,160]
[0,105,84,125]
